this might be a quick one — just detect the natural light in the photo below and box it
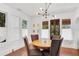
[41,29,49,39]
[61,29,72,40]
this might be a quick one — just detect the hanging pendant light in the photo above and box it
[36,3,52,17]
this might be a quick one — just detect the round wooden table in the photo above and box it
[32,40,51,49]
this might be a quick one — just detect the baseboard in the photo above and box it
[60,47,79,56]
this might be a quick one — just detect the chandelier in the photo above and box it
[36,3,52,19]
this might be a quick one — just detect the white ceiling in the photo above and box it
[5,3,79,17]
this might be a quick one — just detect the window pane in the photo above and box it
[62,19,72,40]
[61,29,72,40]
[41,29,49,39]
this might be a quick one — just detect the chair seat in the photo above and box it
[29,49,42,56]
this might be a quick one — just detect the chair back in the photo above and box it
[50,38,63,56]
[50,35,61,40]
[31,34,39,41]
[23,36,30,55]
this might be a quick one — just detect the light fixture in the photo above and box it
[36,3,52,19]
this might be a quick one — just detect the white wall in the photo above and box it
[30,10,78,49]
[73,8,79,49]
[24,17,33,43]
[0,4,30,55]
[75,17,79,49]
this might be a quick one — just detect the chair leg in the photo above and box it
[40,51,46,56]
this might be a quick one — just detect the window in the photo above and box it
[41,29,49,39]
[61,19,72,40]
[41,21,49,39]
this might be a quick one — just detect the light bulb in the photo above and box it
[36,12,38,15]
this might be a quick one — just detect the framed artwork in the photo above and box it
[62,19,71,29]
[42,21,48,29]
[22,20,27,29]
[0,12,5,27]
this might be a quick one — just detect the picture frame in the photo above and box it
[42,21,48,29]
[0,12,5,27]
[22,20,27,29]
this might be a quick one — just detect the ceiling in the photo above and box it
[5,3,79,17]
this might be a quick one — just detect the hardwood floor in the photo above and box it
[6,47,79,56]
[6,47,27,56]
[60,47,79,56]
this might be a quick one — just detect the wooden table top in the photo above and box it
[32,40,51,49]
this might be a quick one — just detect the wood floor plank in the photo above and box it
[6,47,79,56]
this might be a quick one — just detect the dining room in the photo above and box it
[0,3,79,56]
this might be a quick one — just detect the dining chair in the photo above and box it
[23,36,42,56]
[31,34,39,41]
[31,34,40,50]
[50,38,63,56]
[50,35,61,40]
[43,38,63,56]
